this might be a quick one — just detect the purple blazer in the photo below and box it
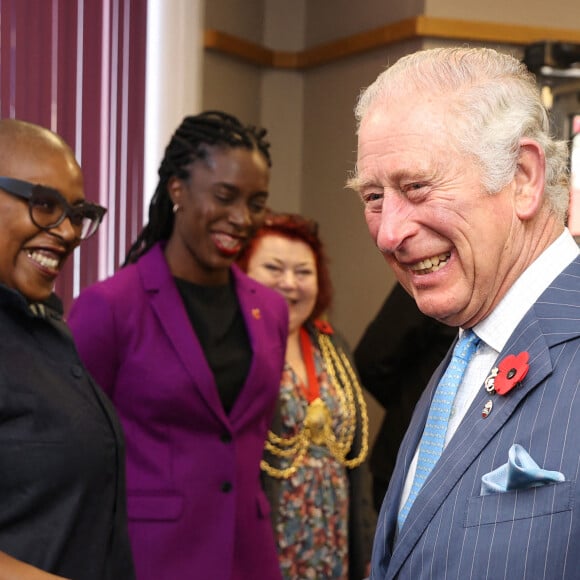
[68,243,288,580]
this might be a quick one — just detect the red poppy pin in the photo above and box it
[314,319,334,335]
[484,351,530,396]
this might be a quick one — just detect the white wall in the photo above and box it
[144,0,204,216]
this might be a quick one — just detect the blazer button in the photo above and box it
[221,481,233,493]
[71,365,84,378]
[220,433,232,444]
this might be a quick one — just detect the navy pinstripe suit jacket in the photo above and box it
[371,255,580,580]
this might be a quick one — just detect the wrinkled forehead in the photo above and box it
[357,94,453,151]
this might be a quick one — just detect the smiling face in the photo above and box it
[246,234,318,335]
[0,132,85,303]
[165,146,270,285]
[354,96,530,328]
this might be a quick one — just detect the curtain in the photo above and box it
[0,0,147,313]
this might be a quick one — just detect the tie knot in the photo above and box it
[454,329,480,361]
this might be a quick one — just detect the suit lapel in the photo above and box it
[388,320,551,576]
[387,255,580,578]
[138,245,228,425]
[376,359,447,564]
[228,265,272,425]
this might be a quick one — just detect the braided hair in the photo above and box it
[124,110,272,265]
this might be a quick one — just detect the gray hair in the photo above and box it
[354,47,570,220]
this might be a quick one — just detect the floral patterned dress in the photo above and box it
[274,343,350,580]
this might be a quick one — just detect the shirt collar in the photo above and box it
[474,229,579,353]
[0,284,64,319]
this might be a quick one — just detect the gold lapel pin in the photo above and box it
[251,308,261,320]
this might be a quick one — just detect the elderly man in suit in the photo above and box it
[348,46,580,579]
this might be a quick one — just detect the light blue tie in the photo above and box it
[398,329,480,529]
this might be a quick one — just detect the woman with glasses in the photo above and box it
[0,176,106,241]
[237,212,375,580]
[0,119,134,579]
[68,111,288,580]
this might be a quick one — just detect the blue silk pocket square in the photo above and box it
[480,443,565,496]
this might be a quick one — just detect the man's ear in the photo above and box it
[167,176,184,207]
[514,139,546,220]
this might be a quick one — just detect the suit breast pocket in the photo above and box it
[465,480,575,527]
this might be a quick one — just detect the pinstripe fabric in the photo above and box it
[371,256,580,580]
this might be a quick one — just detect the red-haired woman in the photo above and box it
[237,212,374,580]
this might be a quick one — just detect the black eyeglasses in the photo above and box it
[0,176,107,240]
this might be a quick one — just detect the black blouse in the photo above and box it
[174,277,252,414]
[0,286,135,579]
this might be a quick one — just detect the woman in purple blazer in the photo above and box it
[68,112,288,580]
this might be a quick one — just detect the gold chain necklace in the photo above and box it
[261,328,369,479]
